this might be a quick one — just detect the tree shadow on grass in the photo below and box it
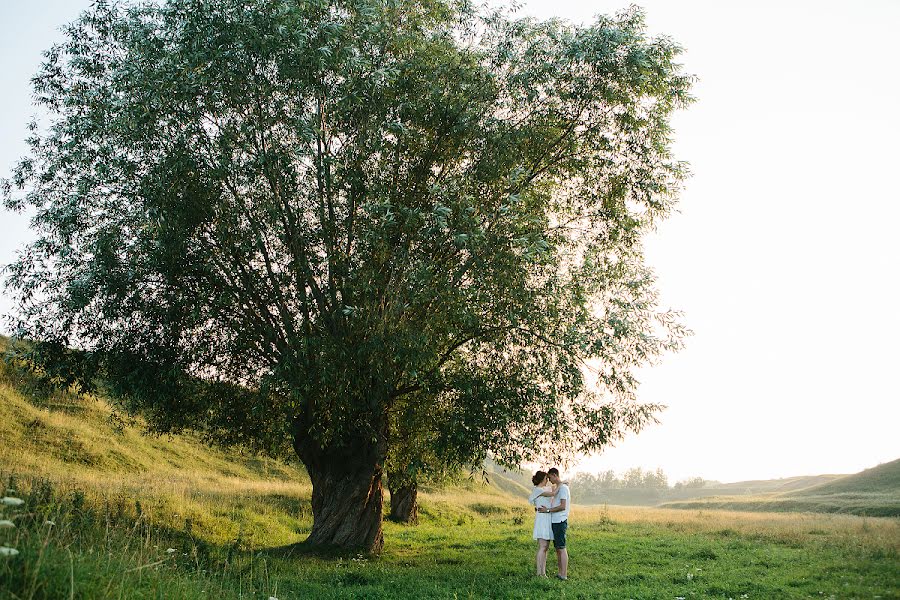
[264,539,379,560]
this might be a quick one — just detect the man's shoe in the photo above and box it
[556,575,568,581]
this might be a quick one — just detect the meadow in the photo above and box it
[1,358,898,599]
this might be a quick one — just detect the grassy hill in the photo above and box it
[0,340,522,549]
[790,458,900,497]
[1,345,898,598]
[660,460,900,517]
[712,474,845,494]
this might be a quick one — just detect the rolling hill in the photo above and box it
[660,459,900,517]
[711,474,845,494]
[789,458,900,497]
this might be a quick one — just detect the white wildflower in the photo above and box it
[0,520,14,528]
[0,546,19,557]
[686,572,694,580]
[269,597,279,600]
[741,596,749,599]
[0,497,24,507]
[166,548,177,554]
[44,520,55,527]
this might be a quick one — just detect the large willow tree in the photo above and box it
[3,0,692,551]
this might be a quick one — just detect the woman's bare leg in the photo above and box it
[537,540,550,575]
[542,540,549,575]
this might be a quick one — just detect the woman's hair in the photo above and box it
[532,470,547,486]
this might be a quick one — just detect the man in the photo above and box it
[538,467,570,580]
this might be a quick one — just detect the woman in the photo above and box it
[528,470,558,577]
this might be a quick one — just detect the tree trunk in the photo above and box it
[388,478,419,524]
[305,458,384,551]
[293,421,387,552]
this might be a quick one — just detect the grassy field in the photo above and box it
[3,473,898,599]
[1,354,898,598]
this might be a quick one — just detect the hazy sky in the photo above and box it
[2,1,898,483]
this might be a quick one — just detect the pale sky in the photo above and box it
[2,1,898,484]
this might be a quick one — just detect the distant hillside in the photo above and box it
[486,469,532,498]
[789,458,900,497]
[482,459,533,498]
[660,459,900,517]
[712,474,845,494]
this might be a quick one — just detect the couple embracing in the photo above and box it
[528,467,570,580]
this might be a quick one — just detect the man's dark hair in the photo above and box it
[548,468,560,476]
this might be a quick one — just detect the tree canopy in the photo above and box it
[3,0,692,550]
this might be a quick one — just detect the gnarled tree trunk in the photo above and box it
[293,420,387,552]
[387,473,419,524]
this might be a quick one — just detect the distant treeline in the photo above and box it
[485,460,715,505]
[569,468,712,505]
[572,468,707,491]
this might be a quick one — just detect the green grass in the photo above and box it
[1,343,898,599]
[2,479,898,599]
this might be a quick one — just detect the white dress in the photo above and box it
[529,486,554,540]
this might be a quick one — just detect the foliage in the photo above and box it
[674,476,708,489]
[2,0,692,471]
[385,389,481,495]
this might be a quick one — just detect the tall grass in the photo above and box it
[0,472,295,599]
[3,470,897,599]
